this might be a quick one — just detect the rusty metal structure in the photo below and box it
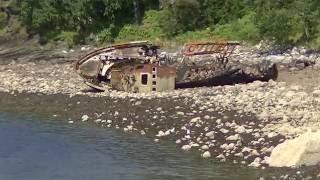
[75,41,277,92]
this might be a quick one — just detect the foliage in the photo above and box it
[213,12,260,43]
[55,31,80,48]
[0,12,6,29]
[1,0,318,49]
[255,0,320,47]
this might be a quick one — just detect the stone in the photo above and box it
[156,130,165,137]
[226,134,240,141]
[127,125,133,131]
[216,154,226,160]
[190,117,201,123]
[235,126,246,134]
[269,131,320,167]
[177,112,185,115]
[202,151,211,158]
[201,145,209,150]
[140,130,146,135]
[81,115,89,121]
[134,101,142,105]
[107,120,113,124]
[182,145,192,151]
[220,128,229,134]
[205,131,215,139]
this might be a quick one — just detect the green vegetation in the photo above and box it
[0,0,319,48]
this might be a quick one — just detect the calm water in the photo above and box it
[0,112,273,180]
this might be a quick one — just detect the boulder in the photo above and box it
[268,131,320,167]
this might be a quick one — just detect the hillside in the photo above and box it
[0,0,319,49]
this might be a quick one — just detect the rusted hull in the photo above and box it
[74,41,278,92]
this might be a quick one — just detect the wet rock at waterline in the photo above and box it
[268,131,320,167]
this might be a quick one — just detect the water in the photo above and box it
[0,113,271,180]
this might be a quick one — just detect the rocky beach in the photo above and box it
[1,44,320,179]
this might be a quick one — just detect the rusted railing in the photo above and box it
[182,41,240,57]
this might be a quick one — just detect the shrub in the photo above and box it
[96,27,115,44]
[56,31,80,48]
[0,12,6,29]
[213,12,260,43]
[174,29,216,44]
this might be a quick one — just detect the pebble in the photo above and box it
[190,117,201,123]
[81,115,89,121]
[182,145,192,151]
[201,145,209,150]
[202,151,211,158]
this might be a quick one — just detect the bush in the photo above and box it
[0,12,6,29]
[174,29,216,44]
[213,12,260,43]
[96,27,115,44]
[141,10,165,39]
[115,10,166,43]
[56,31,80,48]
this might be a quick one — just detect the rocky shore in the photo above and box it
[0,45,320,179]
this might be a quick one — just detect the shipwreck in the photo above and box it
[75,41,278,92]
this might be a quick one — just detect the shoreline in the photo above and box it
[0,45,320,175]
[1,91,320,179]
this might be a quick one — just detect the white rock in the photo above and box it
[134,101,142,105]
[216,154,225,160]
[269,131,320,167]
[156,130,165,137]
[94,119,102,123]
[220,128,229,134]
[249,161,261,167]
[235,126,246,134]
[201,145,209,150]
[190,117,201,123]
[127,125,133,131]
[226,134,240,141]
[107,120,113,124]
[177,112,185,115]
[267,132,278,138]
[68,120,74,124]
[140,130,146,135]
[202,151,211,158]
[81,115,89,121]
[226,143,235,150]
[205,131,215,138]
[182,145,192,151]
[191,143,200,147]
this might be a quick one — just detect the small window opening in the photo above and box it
[141,74,148,85]
[152,74,156,79]
[152,81,157,85]
[152,88,157,91]
[152,67,156,72]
